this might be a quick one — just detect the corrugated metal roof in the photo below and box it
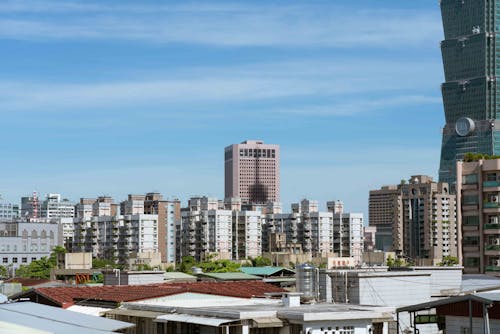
[240,267,294,277]
[0,302,134,333]
[105,308,165,319]
[198,272,261,280]
[155,313,238,326]
[397,289,500,313]
[163,272,197,279]
[66,305,112,317]
[0,320,52,334]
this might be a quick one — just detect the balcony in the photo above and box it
[484,224,500,230]
[486,265,500,272]
[484,202,500,209]
[485,245,500,251]
[484,181,500,188]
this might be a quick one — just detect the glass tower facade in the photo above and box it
[439,0,500,186]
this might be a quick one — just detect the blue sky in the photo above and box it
[0,0,444,218]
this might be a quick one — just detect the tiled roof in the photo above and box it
[34,281,284,308]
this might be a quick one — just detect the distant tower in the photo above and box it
[439,1,500,186]
[32,191,39,218]
[224,140,280,203]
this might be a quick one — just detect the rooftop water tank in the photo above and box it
[296,263,317,302]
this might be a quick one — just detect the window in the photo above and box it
[21,257,27,263]
[31,257,36,262]
[2,258,7,263]
[12,257,17,263]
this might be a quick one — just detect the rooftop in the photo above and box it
[21,281,284,308]
[240,267,295,277]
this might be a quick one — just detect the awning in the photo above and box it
[252,317,283,328]
[155,314,238,327]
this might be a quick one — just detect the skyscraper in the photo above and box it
[439,1,500,185]
[224,140,280,203]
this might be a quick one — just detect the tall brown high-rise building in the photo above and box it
[224,140,280,204]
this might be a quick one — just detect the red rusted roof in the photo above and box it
[35,281,284,308]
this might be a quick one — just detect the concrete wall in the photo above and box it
[445,315,500,333]
[65,252,92,269]
[104,271,165,285]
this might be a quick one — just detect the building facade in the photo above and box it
[332,212,364,265]
[224,140,280,203]
[369,185,401,251]
[369,176,458,265]
[0,221,61,269]
[41,193,75,219]
[438,0,500,186]
[0,197,18,221]
[457,158,500,275]
[178,197,233,262]
[72,196,160,264]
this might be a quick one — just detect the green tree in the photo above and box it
[0,265,8,278]
[438,256,458,266]
[178,256,197,274]
[251,256,272,267]
[385,255,395,267]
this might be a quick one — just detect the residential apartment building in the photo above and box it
[41,193,75,219]
[72,196,160,264]
[457,158,500,275]
[262,200,336,257]
[332,212,364,265]
[0,221,61,269]
[143,193,180,264]
[178,197,232,262]
[232,210,263,260]
[369,175,457,265]
[224,140,280,203]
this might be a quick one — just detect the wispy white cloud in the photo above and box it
[0,1,442,47]
[0,57,442,113]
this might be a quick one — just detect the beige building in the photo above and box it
[369,175,457,265]
[457,159,500,275]
[224,140,280,203]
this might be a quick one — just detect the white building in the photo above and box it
[41,193,75,219]
[333,212,364,264]
[0,221,61,269]
[72,196,159,264]
[232,210,263,260]
[0,196,18,221]
[179,197,233,262]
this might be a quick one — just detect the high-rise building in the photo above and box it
[224,140,280,203]
[438,1,500,185]
[369,176,458,265]
[369,186,401,251]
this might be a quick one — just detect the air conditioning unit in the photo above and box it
[492,217,499,225]
[495,238,500,245]
[492,196,499,203]
[495,259,500,267]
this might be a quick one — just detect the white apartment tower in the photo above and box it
[225,140,280,203]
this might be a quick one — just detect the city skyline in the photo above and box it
[0,0,444,217]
